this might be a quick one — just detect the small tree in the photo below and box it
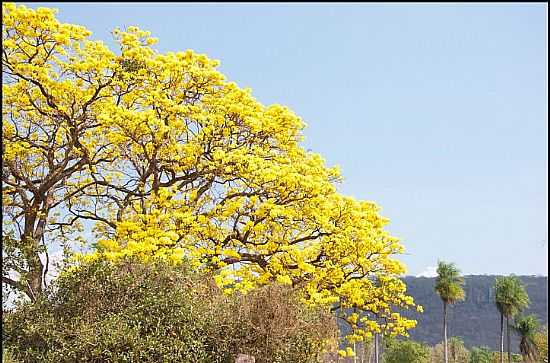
[512,314,541,362]
[494,276,530,363]
[435,261,465,363]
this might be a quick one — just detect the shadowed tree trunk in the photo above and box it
[500,313,505,363]
[374,333,379,363]
[379,334,384,362]
[507,316,512,363]
[444,302,449,363]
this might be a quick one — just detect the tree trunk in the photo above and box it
[368,338,374,363]
[27,273,41,301]
[500,313,505,363]
[507,316,512,363]
[27,253,44,301]
[379,334,383,362]
[6,234,45,302]
[4,255,44,303]
[519,338,531,363]
[15,207,49,302]
[374,333,379,363]
[444,302,449,363]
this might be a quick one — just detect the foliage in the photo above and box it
[1,3,419,342]
[2,348,20,363]
[469,346,493,363]
[382,338,431,363]
[400,275,547,350]
[2,258,337,363]
[494,277,530,319]
[532,326,548,363]
[435,261,465,305]
[431,337,470,363]
[490,353,523,363]
[512,314,541,362]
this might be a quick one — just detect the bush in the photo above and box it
[431,337,470,363]
[2,348,20,363]
[469,346,493,363]
[489,352,523,363]
[533,326,548,362]
[2,259,337,363]
[382,338,431,363]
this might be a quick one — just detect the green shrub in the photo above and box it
[431,337,470,363]
[533,326,548,362]
[489,352,524,363]
[469,346,493,363]
[2,259,337,363]
[382,338,431,363]
[2,347,20,363]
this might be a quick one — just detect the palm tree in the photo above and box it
[494,276,530,363]
[434,261,465,363]
[512,314,540,362]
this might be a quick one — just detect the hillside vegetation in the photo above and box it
[401,275,548,351]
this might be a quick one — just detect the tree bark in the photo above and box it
[379,334,383,362]
[374,333,379,363]
[444,302,449,363]
[27,264,42,302]
[507,316,512,363]
[22,234,45,302]
[500,313,505,363]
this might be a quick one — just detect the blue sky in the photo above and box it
[29,3,548,276]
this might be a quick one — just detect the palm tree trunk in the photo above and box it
[500,313,505,363]
[507,316,512,363]
[520,338,532,363]
[444,302,449,363]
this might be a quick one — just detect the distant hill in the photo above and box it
[401,275,548,351]
[337,275,547,352]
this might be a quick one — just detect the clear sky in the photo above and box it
[29,3,548,276]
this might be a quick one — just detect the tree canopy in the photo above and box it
[494,277,530,319]
[435,261,465,305]
[2,2,420,341]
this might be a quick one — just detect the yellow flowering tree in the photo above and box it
[2,3,420,344]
